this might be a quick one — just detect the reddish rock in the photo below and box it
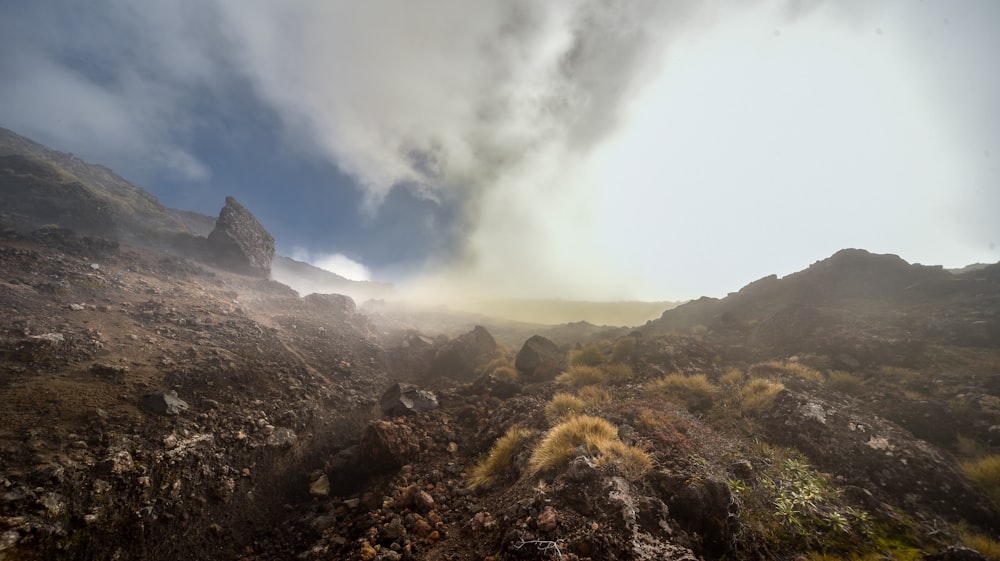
[359,421,420,471]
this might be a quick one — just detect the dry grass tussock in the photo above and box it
[962,532,1000,561]
[577,385,611,406]
[528,415,651,478]
[569,344,604,367]
[594,439,653,479]
[719,366,745,387]
[825,370,864,394]
[646,373,718,410]
[545,393,585,422]
[609,336,636,363]
[737,378,785,415]
[467,425,537,490]
[600,363,634,384]
[959,454,1000,505]
[556,365,607,388]
[751,360,823,382]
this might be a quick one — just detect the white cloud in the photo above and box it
[291,248,371,282]
[3,0,997,300]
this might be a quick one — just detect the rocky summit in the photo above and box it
[1,130,999,561]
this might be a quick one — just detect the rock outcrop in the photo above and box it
[206,196,274,276]
[760,390,999,531]
[515,334,565,382]
[426,325,497,381]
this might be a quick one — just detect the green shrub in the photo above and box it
[609,336,636,363]
[545,393,585,422]
[467,425,536,489]
[960,454,1000,505]
[528,415,618,474]
[556,365,607,388]
[646,373,718,411]
[570,344,604,367]
[601,363,634,384]
[826,371,864,394]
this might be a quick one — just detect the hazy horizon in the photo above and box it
[2,1,998,302]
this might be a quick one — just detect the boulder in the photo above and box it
[515,335,566,382]
[206,196,274,276]
[379,383,439,416]
[426,325,496,381]
[303,293,356,316]
[359,420,420,471]
[143,391,189,415]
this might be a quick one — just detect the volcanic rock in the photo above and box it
[760,390,999,531]
[143,391,189,415]
[206,196,274,276]
[380,382,439,416]
[303,292,356,316]
[359,420,421,471]
[515,335,566,382]
[426,325,497,381]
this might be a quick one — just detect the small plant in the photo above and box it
[601,363,634,384]
[959,454,1000,505]
[609,336,636,363]
[569,344,604,367]
[545,393,585,422]
[962,532,1000,561]
[578,385,611,406]
[527,415,618,475]
[556,365,607,388]
[826,371,864,394]
[738,378,784,415]
[468,425,536,489]
[646,373,718,411]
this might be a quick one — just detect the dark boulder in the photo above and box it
[426,325,496,381]
[515,335,566,382]
[380,382,438,416]
[206,196,274,276]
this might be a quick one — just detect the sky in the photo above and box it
[1,0,998,302]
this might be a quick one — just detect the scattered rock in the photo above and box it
[379,383,439,416]
[308,473,330,498]
[359,421,420,471]
[143,391,189,415]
